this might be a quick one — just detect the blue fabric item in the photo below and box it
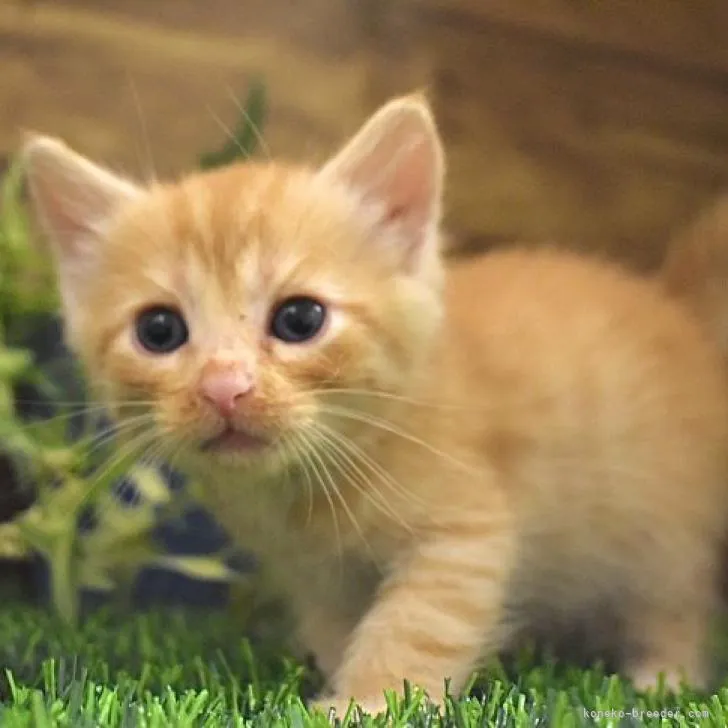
[76,504,97,533]
[112,477,143,508]
[133,567,231,608]
[154,508,230,555]
[157,461,187,493]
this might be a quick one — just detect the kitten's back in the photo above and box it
[442,247,728,610]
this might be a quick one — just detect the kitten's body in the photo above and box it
[199,246,728,689]
[22,97,728,715]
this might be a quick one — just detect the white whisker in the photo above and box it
[294,429,344,574]
[309,423,415,535]
[226,85,272,161]
[286,433,316,527]
[318,404,481,476]
[309,430,379,565]
[126,72,158,184]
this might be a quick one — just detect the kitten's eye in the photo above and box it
[270,297,326,343]
[135,306,189,354]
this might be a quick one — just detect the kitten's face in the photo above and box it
[23,95,445,473]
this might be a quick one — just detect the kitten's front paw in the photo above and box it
[629,665,701,694]
[309,695,388,720]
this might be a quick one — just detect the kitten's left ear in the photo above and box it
[21,135,141,273]
[319,94,444,271]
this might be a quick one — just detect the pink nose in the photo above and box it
[198,368,254,418]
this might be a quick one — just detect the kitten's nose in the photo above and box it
[199,368,254,418]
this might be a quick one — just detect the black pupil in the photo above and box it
[136,307,188,353]
[271,297,325,343]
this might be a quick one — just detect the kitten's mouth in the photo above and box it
[200,426,269,454]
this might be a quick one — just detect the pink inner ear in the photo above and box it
[31,172,123,258]
[370,149,439,261]
[41,187,95,249]
[321,100,443,254]
[23,137,141,262]
[385,205,407,224]
[339,136,438,243]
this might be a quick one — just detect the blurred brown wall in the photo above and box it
[3,0,728,270]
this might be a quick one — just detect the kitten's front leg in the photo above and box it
[313,516,515,716]
[285,561,374,679]
[295,597,357,678]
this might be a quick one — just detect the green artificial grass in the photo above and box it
[0,605,727,726]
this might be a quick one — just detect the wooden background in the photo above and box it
[3,0,728,271]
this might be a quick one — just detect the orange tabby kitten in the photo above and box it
[22,95,728,715]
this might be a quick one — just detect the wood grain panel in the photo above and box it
[411,5,728,267]
[416,0,728,75]
[2,0,728,270]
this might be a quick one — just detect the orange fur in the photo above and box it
[22,96,728,716]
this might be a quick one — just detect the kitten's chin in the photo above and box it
[201,427,269,455]
[189,425,281,470]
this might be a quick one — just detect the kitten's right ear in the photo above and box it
[21,135,141,271]
[319,94,444,274]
